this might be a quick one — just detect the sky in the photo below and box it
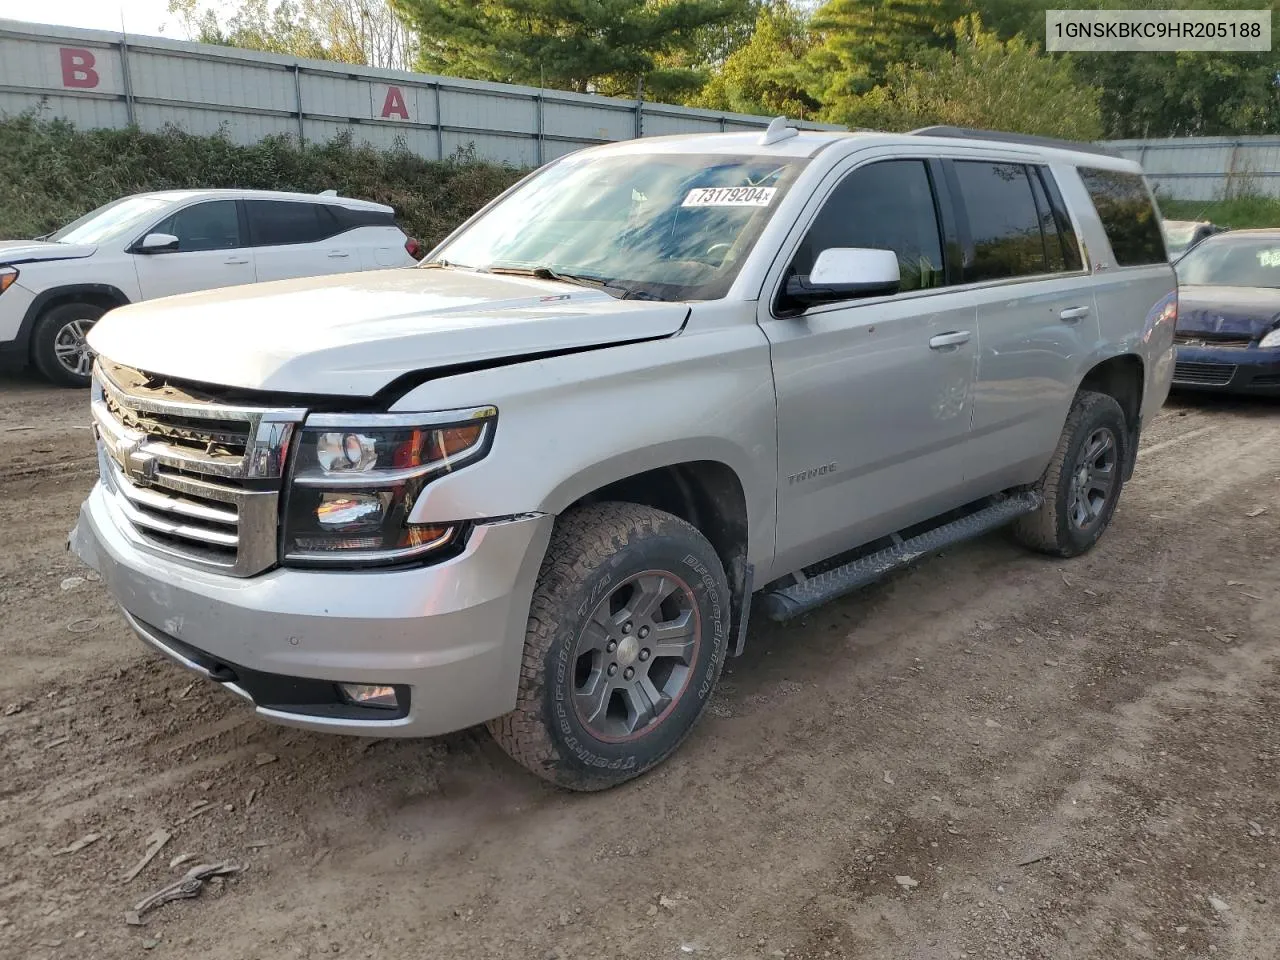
[0,0,183,38]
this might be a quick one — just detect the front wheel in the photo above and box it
[32,302,106,387]
[488,502,730,791]
[1012,390,1129,557]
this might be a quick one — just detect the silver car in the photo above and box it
[70,122,1177,790]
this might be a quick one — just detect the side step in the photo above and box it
[759,492,1043,622]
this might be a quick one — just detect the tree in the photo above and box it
[827,15,1103,141]
[804,0,965,107]
[388,0,752,98]
[169,0,418,70]
[692,1,819,117]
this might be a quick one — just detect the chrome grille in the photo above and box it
[1173,332,1253,349]
[91,361,306,577]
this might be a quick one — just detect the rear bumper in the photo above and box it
[1171,345,1280,394]
[70,480,554,736]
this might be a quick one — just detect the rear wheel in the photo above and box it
[1012,390,1129,557]
[488,502,730,791]
[32,302,106,387]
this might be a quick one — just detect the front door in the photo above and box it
[759,158,979,577]
[132,199,257,300]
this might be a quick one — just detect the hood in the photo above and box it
[87,268,689,396]
[0,240,97,264]
[1176,284,1280,340]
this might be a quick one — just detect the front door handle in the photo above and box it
[224,256,250,265]
[929,331,972,350]
[1060,305,1091,323]
[327,251,351,259]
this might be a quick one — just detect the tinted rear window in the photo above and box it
[246,201,330,246]
[953,161,1049,282]
[1078,168,1166,266]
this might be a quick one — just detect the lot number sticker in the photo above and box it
[1258,249,1280,268]
[682,186,777,207]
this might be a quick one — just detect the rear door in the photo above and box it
[245,200,354,282]
[132,199,256,299]
[946,159,1098,495]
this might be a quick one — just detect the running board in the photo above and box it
[759,492,1043,622]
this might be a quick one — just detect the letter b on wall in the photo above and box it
[60,47,100,88]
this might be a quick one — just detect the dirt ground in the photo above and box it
[0,371,1277,960]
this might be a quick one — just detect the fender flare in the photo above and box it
[16,283,132,359]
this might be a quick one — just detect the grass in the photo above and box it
[0,112,526,247]
[1159,195,1280,230]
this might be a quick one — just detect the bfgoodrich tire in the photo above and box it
[1012,390,1129,558]
[487,502,730,791]
[32,302,106,387]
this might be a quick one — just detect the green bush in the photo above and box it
[1160,195,1280,230]
[0,113,526,246]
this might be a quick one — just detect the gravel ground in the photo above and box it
[0,371,1277,960]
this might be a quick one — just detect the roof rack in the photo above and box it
[908,126,1121,159]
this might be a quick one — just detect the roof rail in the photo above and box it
[908,125,1121,159]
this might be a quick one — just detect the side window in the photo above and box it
[1028,169,1066,272]
[1035,167,1084,272]
[789,159,945,295]
[952,161,1048,282]
[1077,168,1167,266]
[246,201,334,247]
[151,201,241,253]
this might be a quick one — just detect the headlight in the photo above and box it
[1260,328,1280,349]
[0,266,18,295]
[282,405,496,566]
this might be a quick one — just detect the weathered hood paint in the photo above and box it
[87,268,689,396]
[1176,284,1280,340]
[0,240,97,264]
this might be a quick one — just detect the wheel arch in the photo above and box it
[561,456,754,656]
[21,283,131,362]
[1076,352,1144,478]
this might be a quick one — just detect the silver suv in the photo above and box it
[69,122,1177,790]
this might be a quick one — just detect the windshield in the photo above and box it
[50,196,175,245]
[431,152,809,301]
[1176,237,1280,288]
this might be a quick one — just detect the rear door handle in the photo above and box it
[1059,305,1091,323]
[327,251,351,259]
[929,331,972,349]
[224,256,250,265]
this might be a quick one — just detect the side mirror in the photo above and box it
[137,233,179,254]
[784,248,901,307]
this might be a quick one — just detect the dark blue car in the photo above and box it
[1172,229,1280,394]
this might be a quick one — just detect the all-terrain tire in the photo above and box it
[1011,390,1130,558]
[487,502,730,791]
[32,302,106,387]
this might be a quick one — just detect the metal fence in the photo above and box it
[0,18,840,168]
[1109,136,1280,201]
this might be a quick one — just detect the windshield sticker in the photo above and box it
[682,186,777,208]
[1258,249,1280,268]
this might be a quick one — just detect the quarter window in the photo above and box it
[953,161,1049,282]
[151,200,241,252]
[789,159,946,297]
[1078,168,1167,266]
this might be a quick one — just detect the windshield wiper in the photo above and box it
[480,265,662,301]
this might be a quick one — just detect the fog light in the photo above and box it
[338,683,399,710]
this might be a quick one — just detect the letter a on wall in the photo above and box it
[60,47,100,88]
[380,85,410,120]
